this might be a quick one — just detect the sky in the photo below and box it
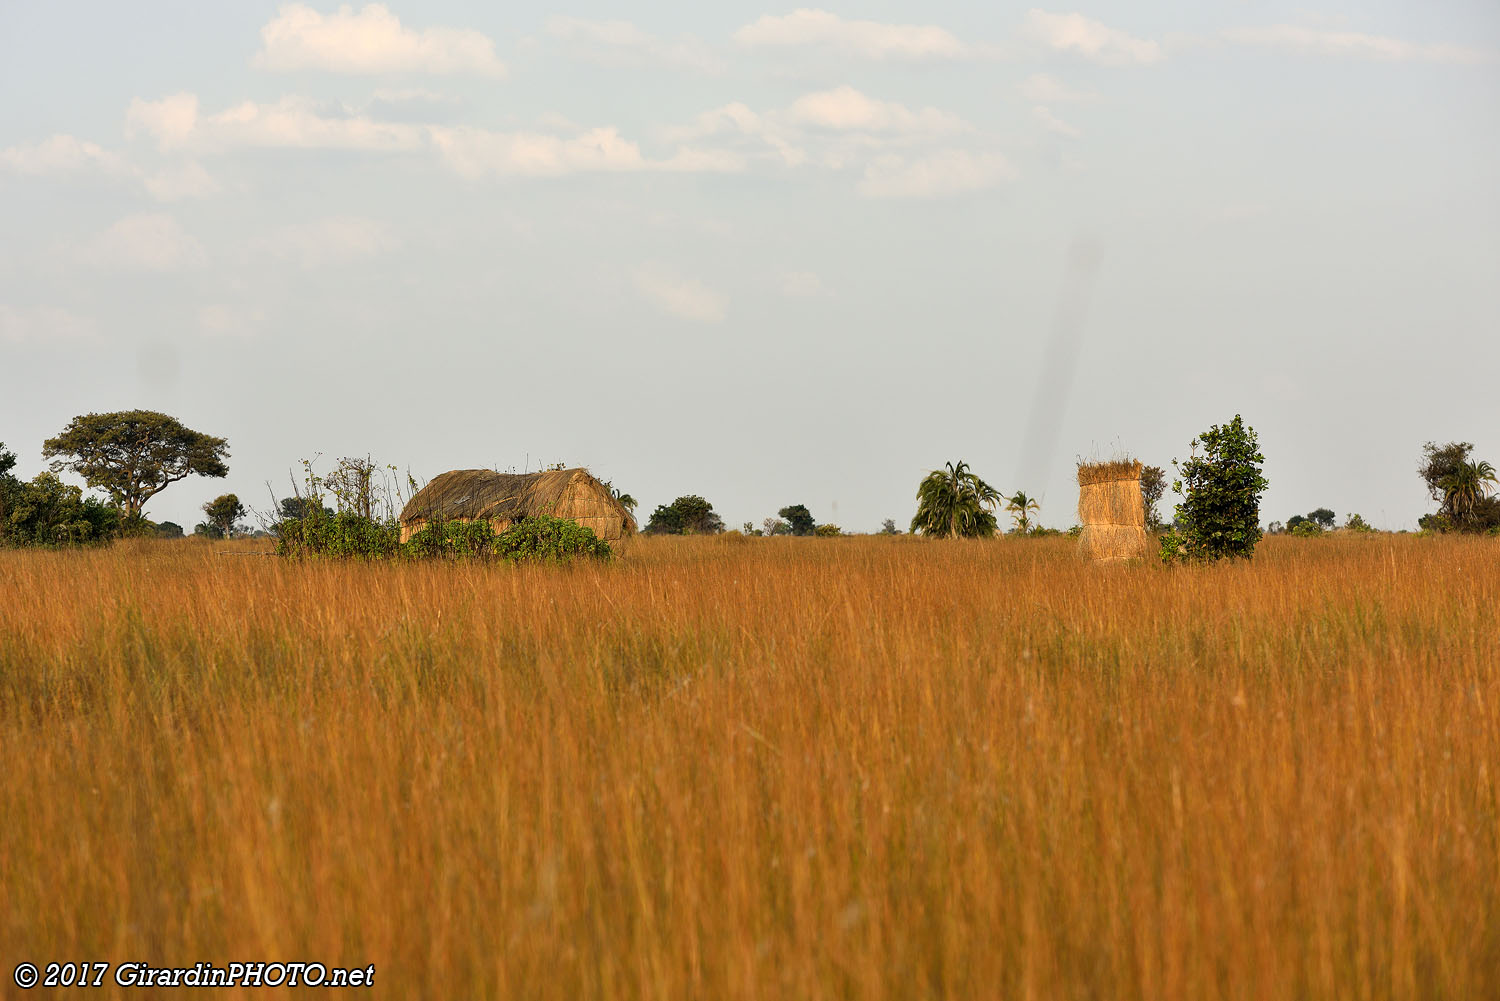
[2,1,1497,534]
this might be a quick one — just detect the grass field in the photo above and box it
[1,534,1496,999]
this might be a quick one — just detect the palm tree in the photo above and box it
[911,460,1000,538]
[606,481,638,514]
[1005,491,1040,534]
[1443,459,1498,524]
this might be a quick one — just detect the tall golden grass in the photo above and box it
[1,534,1496,999]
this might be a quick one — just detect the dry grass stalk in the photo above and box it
[1,535,1497,999]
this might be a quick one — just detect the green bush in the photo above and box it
[404,518,498,559]
[275,512,401,559]
[1290,520,1324,538]
[492,515,612,563]
[1169,415,1269,562]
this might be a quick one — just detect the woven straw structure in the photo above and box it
[1076,460,1149,563]
[398,468,637,543]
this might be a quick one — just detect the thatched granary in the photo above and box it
[1077,460,1150,563]
[398,468,637,543]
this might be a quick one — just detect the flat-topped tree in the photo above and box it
[43,410,229,522]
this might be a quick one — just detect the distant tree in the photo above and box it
[612,487,637,514]
[813,524,841,537]
[0,442,17,540]
[741,521,764,537]
[778,504,817,536]
[278,496,332,522]
[878,518,900,535]
[1308,507,1337,530]
[155,521,184,539]
[644,495,724,535]
[1167,415,1269,562]
[1139,465,1167,530]
[1418,442,1500,533]
[202,494,246,539]
[1286,514,1309,532]
[43,411,228,523]
[1004,491,1041,534]
[911,460,1000,538]
[763,517,789,536]
[1344,513,1375,533]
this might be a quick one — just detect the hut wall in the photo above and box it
[1077,468,1149,563]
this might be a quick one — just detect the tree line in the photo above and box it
[3,410,1497,549]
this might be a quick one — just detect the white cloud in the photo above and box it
[787,86,968,135]
[781,271,826,297]
[1033,106,1081,138]
[254,3,505,76]
[734,9,970,61]
[1025,10,1162,66]
[1223,24,1487,64]
[431,124,741,178]
[0,134,131,176]
[546,16,724,74]
[128,94,425,153]
[125,93,199,150]
[633,264,727,323]
[142,161,220,201]
[257,216,399,268]
[1021,73,1096,103]
[76,214,207,272]
[0,304,96,345]
[858,150,1017,199]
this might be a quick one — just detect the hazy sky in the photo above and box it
[3,2,1497,533]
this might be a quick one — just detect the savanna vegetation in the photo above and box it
[1,533,1496,1000]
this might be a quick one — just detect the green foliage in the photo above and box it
[1417,442,1500,534]
[1344,513,1375,533]
[1139,466,1167,530]
[3,472,119,546]
[778,504,817,536]
[1308,508,1337,529]
[42,410,228,521]
[1168,415,1269,562]
[1157,528,1184,564]
[813,524,842,537]
[155,521,185,539]
[1290,519,1324,538]
[202,493,246,539]
[911,460,1000,538]
[878,518,901,535]
[275,512,402,558]
[491,515,612,563]
[278,496,332,522]
[1004,491,1040,534]
[645,495,724,535]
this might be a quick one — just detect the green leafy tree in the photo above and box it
[0,442,17,541]
[5,472,119,546]
[878,518,900,535]
[1308,507,1337,529]
[778,504,817,536]
[1140,465,1167,530]
[644,495,724,535]
[1004,491,1041,534]
[910,460,1000,538]
[42,411,228,523]
[1166,415,1269,562]
[1418,442,1500,533]
[278,496,332,522]
[1344,513,1375,533]
[155,521,185,539]
[202,494,246,539]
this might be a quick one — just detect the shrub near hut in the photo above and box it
[1076,460,1149,563]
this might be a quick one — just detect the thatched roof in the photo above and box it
[399,468,636,536]
[1077,459,1142,486]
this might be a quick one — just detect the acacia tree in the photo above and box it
[911,460,1000,538]
[1168,415,1269,561]
[43,411,228,522]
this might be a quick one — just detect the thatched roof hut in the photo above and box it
[1077,460,1149,563]
[398,468,637,543]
